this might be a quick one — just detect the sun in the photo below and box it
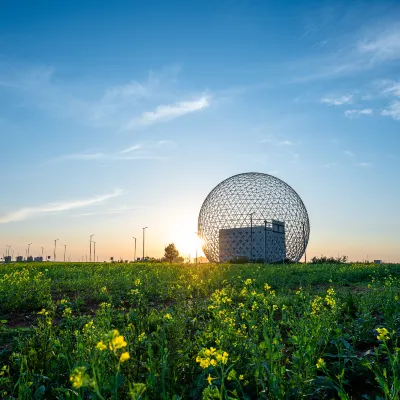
[173,231,205,259]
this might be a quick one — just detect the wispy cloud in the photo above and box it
[292,21,400,82]
[58,141,171,162]
[358,162,373,168]
[382,100,400,120]
[344,108,373,117]
[344,150,355,157]
[0,63,211,130]
[278,140,294,146]
[60,152,166,161]
[0,189,123,223]
[321,94,353,106]
[324,162,337,168]
[357,24,400,63]
[132,94,211,128]
[119,144,142,154]
[260,136,295,146]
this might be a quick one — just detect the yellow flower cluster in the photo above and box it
[311,296,323,315]
[62,307,72,318]
[325,287,336,308]
[196,347,229,369]
[82,321,95,334]
[69,366,93,389]
[316,358,325,369]
[96,329,130,361]
[164,313,173,320]
[376,327,390,341]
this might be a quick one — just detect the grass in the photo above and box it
[1,261,400,399]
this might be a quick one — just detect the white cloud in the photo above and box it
[344,108,373,117]
[380,81,400,97]
[260,136,295,146]
[0,189,123,223]
[62,152,105,160]
[381,100,400,120]
[58,142,169,162]
[278,140,294,146]
[357,25,400,63]
[321,94,353,106]
[358,162,373,168]
[119,144,142,154]
[324,162,337,168]
[134,94,211,127]
[292,22,400,82]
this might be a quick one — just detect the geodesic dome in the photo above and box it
[198,172,310,263]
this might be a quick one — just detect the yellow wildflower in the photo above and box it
[316,358,325,369]
[96,341,107,351]
[119,352,130,363]
[206,374,215,385]
[377,327,390,341]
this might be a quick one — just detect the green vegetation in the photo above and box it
[1,261,400,399]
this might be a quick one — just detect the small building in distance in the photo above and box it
[16,256,23,262]
[219,220,286,263]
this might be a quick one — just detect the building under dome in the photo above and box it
[198,172,310,263]
[219,220,286,263]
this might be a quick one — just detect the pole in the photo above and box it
[54,239,59,261]
[41,247,44,259]
[93,242,96,263]
[264,220,267,264]
[303,223,306,263]
[28,243,32,256]
[195,232,199,266]
[133,237,136,262]
[142,227,148,261]
[63,245,66,262]
[89,234,94,262]
[249,213,254,262]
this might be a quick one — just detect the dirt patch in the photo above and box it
[2,312,38,329]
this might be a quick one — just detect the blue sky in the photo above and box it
[1,0,399,262]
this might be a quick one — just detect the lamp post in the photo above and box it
[63,245,67,262]
[89,234,94,262]
[54,239,59,261]
[249,212,254,262]
[6,245,11,256]
[93,242,96,263]
[303,225,306,264]
[11,250,14,260]
[194,232,199,265]
[142,227,148,261]
[41,247,44,259]
[27,243,32,256]
[132,237,137,262]
[264,220,267,265]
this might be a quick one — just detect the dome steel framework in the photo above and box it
[198,172,310,263]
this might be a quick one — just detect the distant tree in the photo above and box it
[310,255,348,264]
[164,243,179,263]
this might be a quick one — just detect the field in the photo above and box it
[1,261,400,399]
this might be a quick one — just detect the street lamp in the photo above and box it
[132,237,137,262]
[63,245,67,262]
[27,243,32,257]
[54,239,59,261]
[6,245,11,256]
[89,234,95,262]
[41,247,44,259]
[93,241,96,263]
[249,212,254,262]
[194,232,199,265]
[142,227,148,261]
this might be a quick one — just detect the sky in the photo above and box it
[1,0,400,262]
